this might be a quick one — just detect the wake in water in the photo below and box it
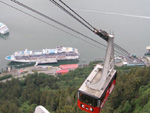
[75,9,150,19]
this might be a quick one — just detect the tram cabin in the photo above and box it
[78,64,117,113]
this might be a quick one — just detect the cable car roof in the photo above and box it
[78,64,116,99]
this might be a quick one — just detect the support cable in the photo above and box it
[49,0,94,32]
[59,0,96,30]
[114,44,130,56]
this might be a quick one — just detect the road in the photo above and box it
[0,66,60,82]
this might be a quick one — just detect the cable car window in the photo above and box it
[79,92,98,107]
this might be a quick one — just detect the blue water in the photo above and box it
[0,0,150,70]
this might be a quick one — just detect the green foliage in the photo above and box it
[56,65,93,89]
[140,101,150,113]
[122,101,132,113]
[0,74,12,81]
[21,101,37,113]
[0,65,92,113]
[106,66,150,113]
[0,100,21,113]
[0,62,150,113]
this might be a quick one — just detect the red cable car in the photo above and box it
[78,67,117,112]
[78,34,117,113]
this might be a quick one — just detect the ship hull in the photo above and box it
[6,56,79,63]
[5,46,80,64]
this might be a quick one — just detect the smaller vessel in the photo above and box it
[0,22,9,35]
[145,46,150,56]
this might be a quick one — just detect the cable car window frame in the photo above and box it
[79,92,99,107]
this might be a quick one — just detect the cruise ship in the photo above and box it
[0,22,9,35]
[5,46,80,64]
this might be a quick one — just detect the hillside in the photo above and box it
[0,61,150,113]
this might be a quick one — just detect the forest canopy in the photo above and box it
[0,61,150,113]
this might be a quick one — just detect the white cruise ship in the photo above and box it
[5,46,80,64]
[0,22,9,35]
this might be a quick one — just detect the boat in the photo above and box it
[5,46,80,64]
[0,22,9,35]
[144,46,150,56]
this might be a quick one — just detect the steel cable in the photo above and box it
[59,0,95,30]
[49,0,94,32]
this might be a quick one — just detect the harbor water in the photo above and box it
[0,0,150,70]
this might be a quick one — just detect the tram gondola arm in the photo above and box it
[78,31,117,113]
